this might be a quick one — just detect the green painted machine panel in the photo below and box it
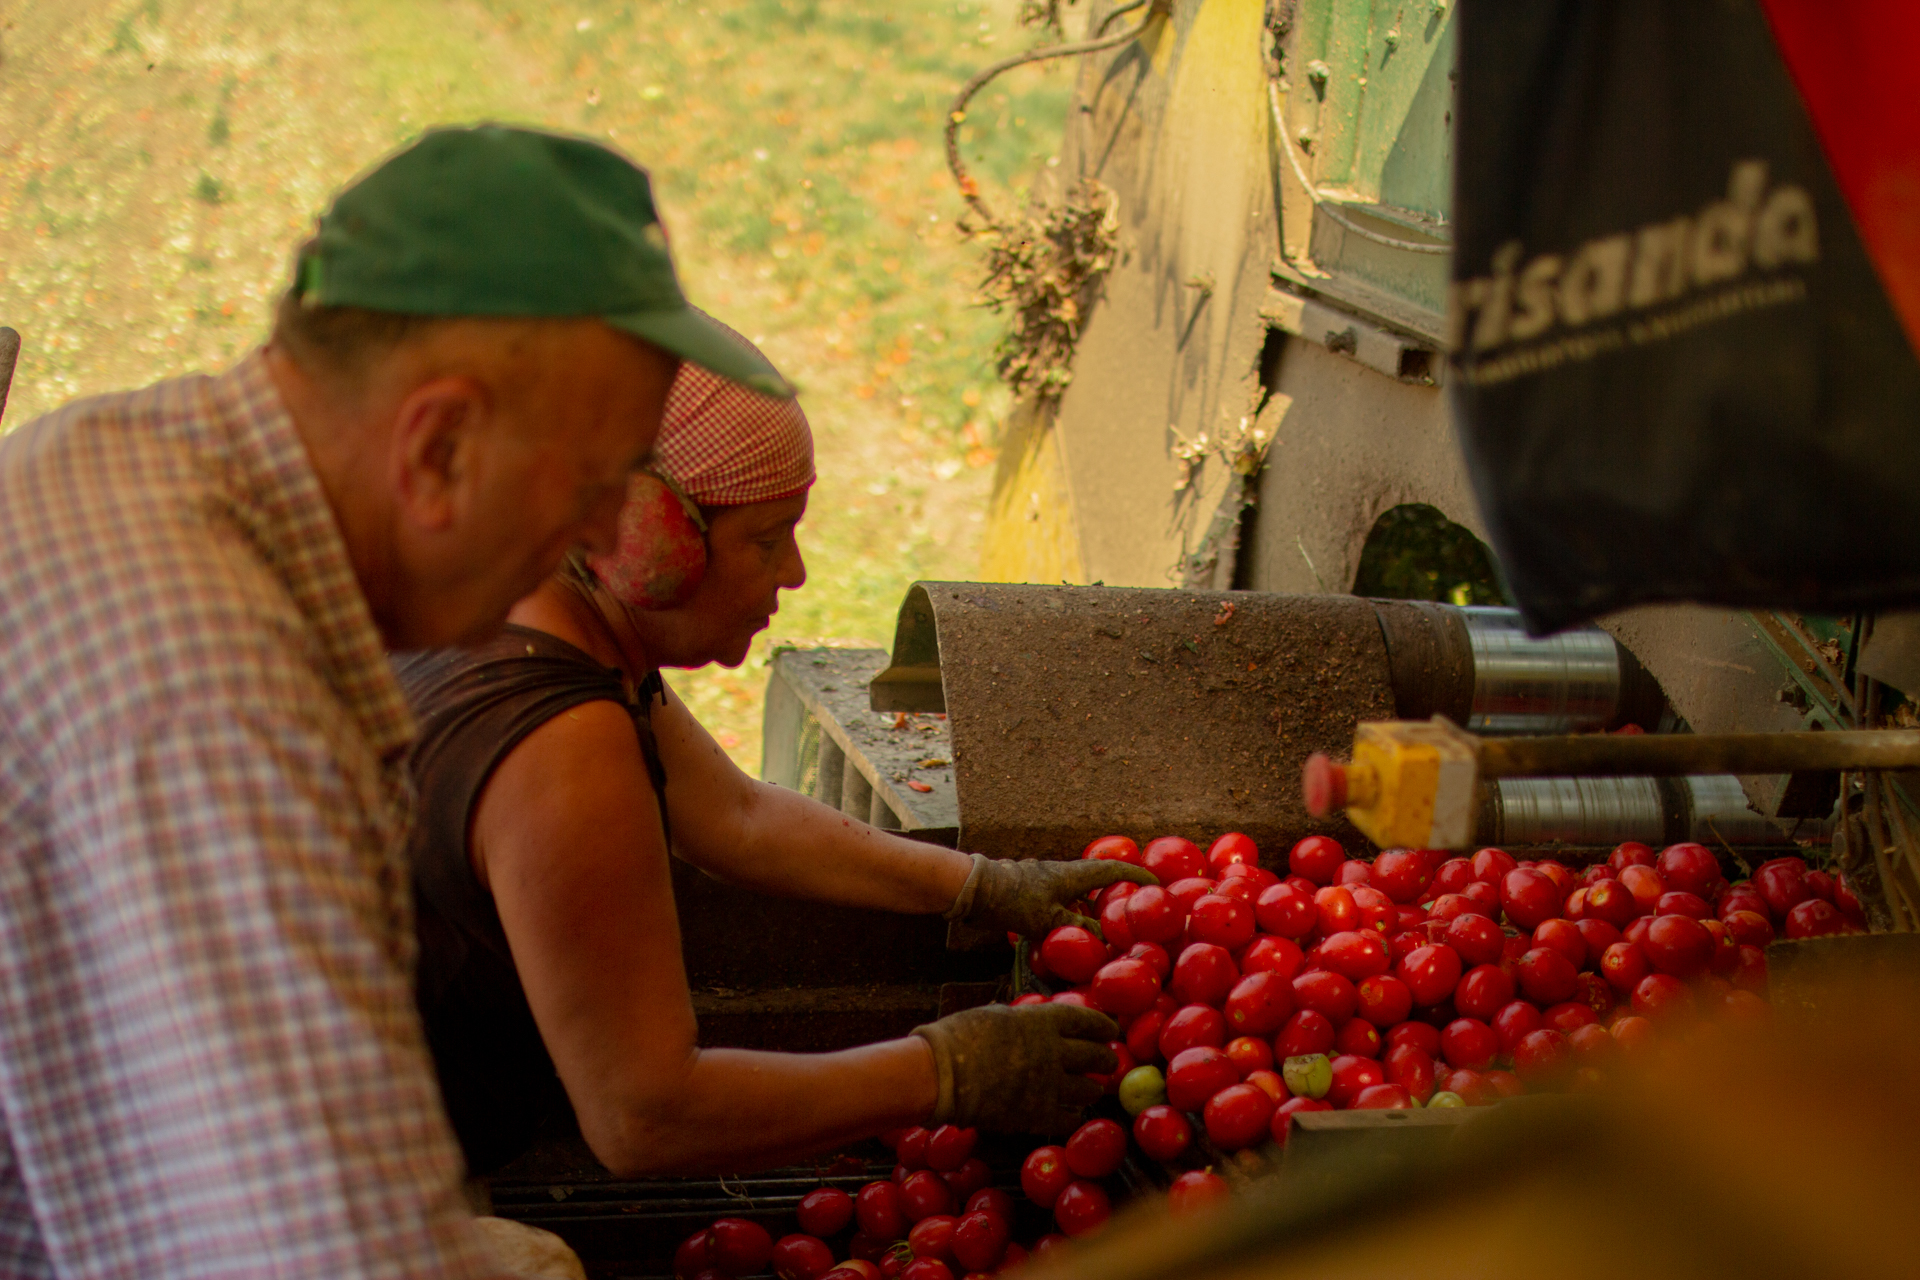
[1281,0,1456,322]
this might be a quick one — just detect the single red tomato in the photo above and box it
[1019,1147,1071,1208]
[1326,1053,1387,1107]
[1657,842,1723,899]
[1170,943,1239,1007]
[1574,972,1616,1020]
[1290,970,1358,1024]
[1349,885,1398,935]
[1718,885,1770,921]
[1500,869,1563,931]
[1168,1169,1231,1215]
[941,1157,991,1202]
[1053,1181,1111,1237]
[1319,930,1391,980]
[1063,1118,1127,1179]
[1462,881,1504,917]
[1471,847,1518,883]
[825,1263,882,1280]
[1369,850,1432,904]
[1394,944,1463,1007]
[1426,893,1475,923]
[1133,1102,1195,1160]
[1225,971,1294,1037]
[1383,1043,1436,1102]
[1355,973,1414,1027]
[1642,915,1713,978]
[1573,918,1623,966]
[1143,836,1206,884]
[1441,1068,1491,1106]
[1432,857,1475,895]
[1483,1068,1526,1099]
[711,1220,775,1276]
[1204,1082,1275,1150]
[1225,1034,1275,1077]
[906,1216,956,1265]
[1254,882,1319,939]
[1632,973,1694,1020]
[1511,1028,1572,1084]
[1530,920,1585,969]
[1785,898,1848,939]
[1334,1017,1382,1059]
[1723,909,1775,949]
[1125,1006,1168,1063]
[1619,865,1667,916]
[1566,1022,1613,1063]
[1312,885,1361,938]
[1097,894,1136,951]
[1083,834,1143,864]
[797,1188,853,1238]
[1439,1018,1497,1071]
[1515,948,1579,1005]
[896,1127,930,1170]
[1165,1045,1239,1111]
[1488,999,1541,1057]
[1388,930,1429,965]
[963,1188,1015,1220]
[856,1181,907,1239]
[899,1171,952,1222]
[1655,890,1710,920]
[1289,835,1346,885]
[1091,957,1162,1018]
[1452,964,1515,1022]
[1608,841,1655,872]
[899,1259,952,1280]
[675,1230,715,1280]
[1352,1083,1414,1110]
[1443,913,1505,967]
[1599,940,1650,993]
[1208,831,1260,874]
[1189,895,1257,951]
[1274,1008,1336,1058]
[1336,859,1373,887]
[948,1211,1010,1275]
[1244,1068,1287,1103]
[1125,886,1189,945]
[1584,879,1639,927]
[1385,1020,1442,1056]
[1040,926,1109,986]
[1213,875,1263,908]
[1239,935,1305,981]
[1159,1004,1228,1058]
[1270,1094,1332,1144]
[1541,1000,1597,1034]
[924,1125,976,1172]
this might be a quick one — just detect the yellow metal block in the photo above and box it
[1345,718,1480,850]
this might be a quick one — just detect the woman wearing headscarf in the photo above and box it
[395,339,1149,1179]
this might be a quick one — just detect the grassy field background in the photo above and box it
[0,0,1074,768]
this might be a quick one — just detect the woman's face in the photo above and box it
[633,492,808,669]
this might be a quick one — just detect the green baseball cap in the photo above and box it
[295,124,793,399]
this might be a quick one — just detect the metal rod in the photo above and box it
[1475,729,1920,779]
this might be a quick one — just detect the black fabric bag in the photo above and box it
[1449,0,1920,634]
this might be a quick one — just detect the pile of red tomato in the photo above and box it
[1025,834,1856,1154]
[673,835,1853,1280]
[671,1117,1193,1280]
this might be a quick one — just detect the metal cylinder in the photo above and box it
[1478,773,1834,849]
[1462,607,1621,734]
[1371,602,1669,735]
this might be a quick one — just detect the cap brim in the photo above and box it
[607,305,796,399]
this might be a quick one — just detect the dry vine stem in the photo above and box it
[946,5,1159,406]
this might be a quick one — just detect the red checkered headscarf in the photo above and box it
[653,323,814,505]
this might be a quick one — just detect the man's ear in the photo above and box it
[391,375,493,533]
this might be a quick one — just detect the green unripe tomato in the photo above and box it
[1282,1053,1332,1100]
[1427,1090,1466,1109]
[1118,1064,1167,1115]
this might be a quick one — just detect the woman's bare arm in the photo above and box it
[471,699,940,1177]
[650,684,975,912]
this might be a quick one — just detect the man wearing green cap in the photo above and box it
[0,125,773,1277]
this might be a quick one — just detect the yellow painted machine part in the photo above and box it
[980,399,1086,584]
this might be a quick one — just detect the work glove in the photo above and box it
[913,1002,1120,1133]
[943,852,1158,938]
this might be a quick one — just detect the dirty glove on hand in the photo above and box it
[943,852,1158,938]
[913,1002,1119,1133]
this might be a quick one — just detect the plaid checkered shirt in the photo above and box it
[0,351,505,1277]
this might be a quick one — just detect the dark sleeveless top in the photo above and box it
[392,624,669,1176]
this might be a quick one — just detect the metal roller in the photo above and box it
[1478,774,1833,850]
[1373,601,1670,735]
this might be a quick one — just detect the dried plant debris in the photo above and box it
[974,178,1119,408]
